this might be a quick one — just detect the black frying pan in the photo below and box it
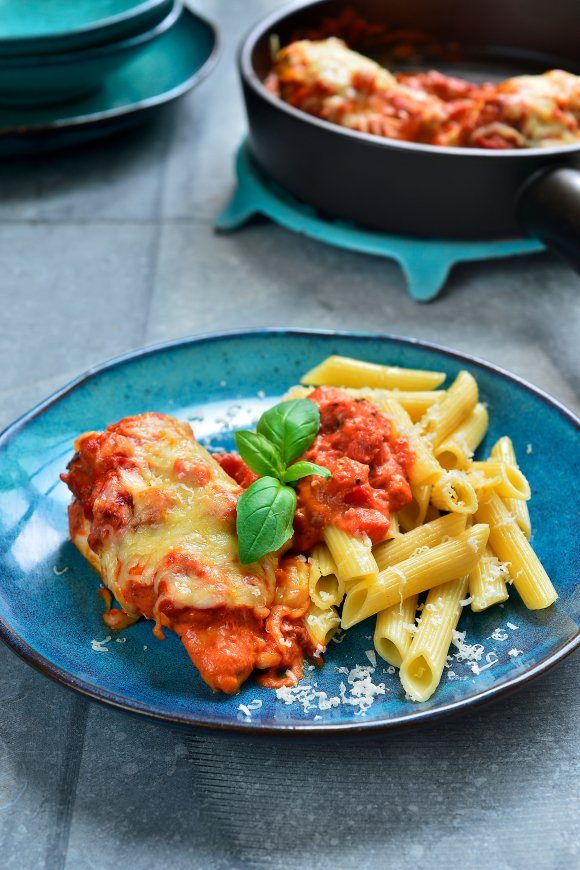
[239,0,580,270]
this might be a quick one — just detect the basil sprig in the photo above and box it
[234,399,330,564]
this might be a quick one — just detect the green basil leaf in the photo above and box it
[283,461,331,484]
[236,476,297,564]
[256,399,320,466]
[234,430,283,478]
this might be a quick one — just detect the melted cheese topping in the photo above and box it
[269,38,580,149]
[66,413,276,617]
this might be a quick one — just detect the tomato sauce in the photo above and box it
[171,557,315,693]
[217,387,414,554]
[293,387,413,551]
[214,452,259,489]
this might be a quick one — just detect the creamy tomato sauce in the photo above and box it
[293,387,413,550]
[216,387,414,553]
[63,412,315,695]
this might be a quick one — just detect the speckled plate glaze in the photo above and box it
[0,5,218,156]
[0,330,578,733]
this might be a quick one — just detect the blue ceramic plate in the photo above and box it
[0,2,180,107]
[0,0,174,56]
[0,330,578,733]
[0,4,218,155]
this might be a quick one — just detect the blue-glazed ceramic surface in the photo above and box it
[0,1,180,106]
[0,330,577,733]
[0,0,173,56]
[0,5,218,154]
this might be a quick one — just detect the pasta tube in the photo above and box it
[430,471,478,515]
[341,524,489,628]
[490,437,532,538]
[310,543,338,578]
[285,385,445,422]
[305,604,341,648]
[301,356,446,390]
[400,575,469,702]
[475,493,556,609]
[374,594,419,668]
[323,525,378,583]
[433,403,489,469]
[376,397,443,486]
[309,571,345,610]
[469,546,510,611]
[468,460,531,500]
[388,513,401,539]
[343,388,445,421]
[373,512,468,571]
[397,484,431,532]
[420,371,478,447]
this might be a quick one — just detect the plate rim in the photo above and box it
[0,4,220,137]
[0,0,171,46]
[0,326,578,734]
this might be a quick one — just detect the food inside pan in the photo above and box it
[266,36,580,149]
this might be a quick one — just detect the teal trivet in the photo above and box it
[216,142,545,303]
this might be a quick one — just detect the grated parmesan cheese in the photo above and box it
[412,545,431,557]
[91,636,111,653]
[53,565,69,576]
[365,649,377,667]
[508,648,524,657]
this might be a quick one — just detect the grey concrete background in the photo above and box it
[0,2,578,868]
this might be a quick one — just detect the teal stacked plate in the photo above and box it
[0,0,180,105]
[0,0,174,55]
[0,5,218,154]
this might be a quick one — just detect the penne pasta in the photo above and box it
[305,604,341,648]
[469,546,510,611]
[311,543,338,578]
[373,512,468,571]
[284,384,445,422]
[375,396,443,486]
[301,355,446,390]
[309,570,345,610]
[388,513,401,539]
[433,403,489,470]
[400,575,469,701]
[475,492,557,609]
[343,388,445,421]
[420,371,478,447]
[397,483,431,532]
[430,471,478,515]
[323,525,378,583]
[341,524,489,628]
[374,594,419,668]
[468,460,531,500]
[490,437,532,538]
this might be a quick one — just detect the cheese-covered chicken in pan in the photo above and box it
[268,37,580,148]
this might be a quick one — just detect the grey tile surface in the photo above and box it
[0,1,578,869]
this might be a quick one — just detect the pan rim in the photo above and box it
[239,0,580,161]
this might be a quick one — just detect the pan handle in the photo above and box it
[516,166,580,273]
